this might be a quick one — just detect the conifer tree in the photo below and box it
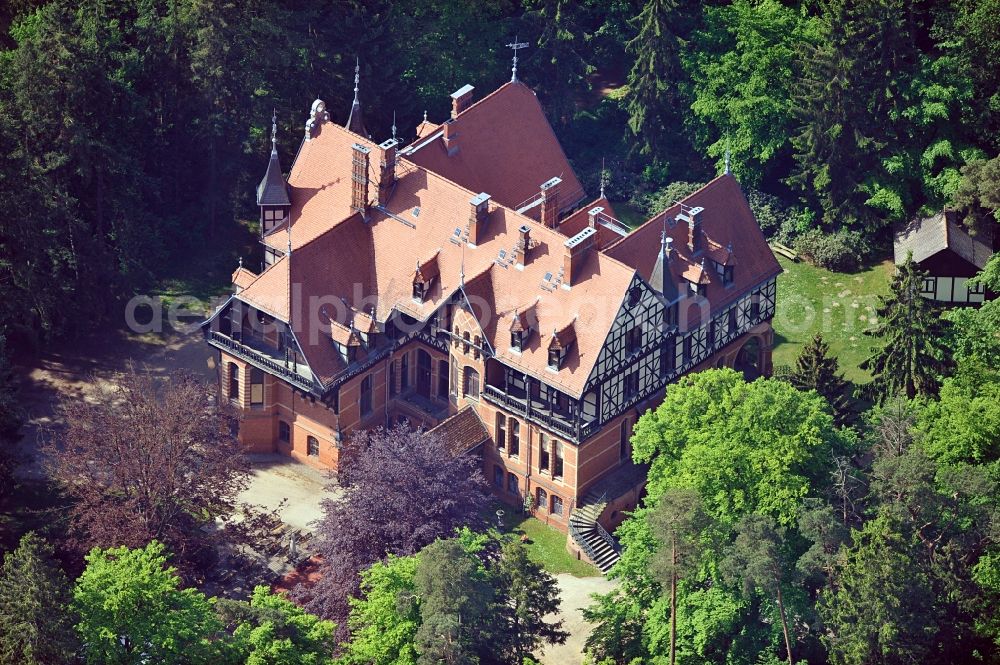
[0,533,78,665]
[493,539,567,662]
[624,0,687,162]
[790,333,854,427]
[862,254,951,402]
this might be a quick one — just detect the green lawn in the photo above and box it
[491,504,599,577]
[772,255,895,384]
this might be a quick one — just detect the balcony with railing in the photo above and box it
[208,330,318,393]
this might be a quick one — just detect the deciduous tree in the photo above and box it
[44,365,251,578]
[304,425,489,630]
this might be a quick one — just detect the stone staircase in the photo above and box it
[569,490,620,574]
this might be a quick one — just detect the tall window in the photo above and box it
[624,370,639,400]
[389,361,397,397]
[400,353,410,390]
[450,361,459,398]
[536,488,548,512]
[438,359,449,398]
[279,420,291,443]
[228,363,240,401]
[619,419,629,462]
[494,465,504,489]
[507,472,519,496]
[250,367,264,407]
[307,436,319,457]
[553,441,564,479]
[463,367,480,400]
[496,414,507,450]
[509,419,520,457]
[750,294,761,320]
[360,374,373,415]
[626,325,642,356]
[551,494,564,516]
[474,335,482,360]
[463,332,471,354]
[539,432,550,472]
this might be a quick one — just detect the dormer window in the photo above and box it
[511,330,524,353]
[689,280,707,297]
[413,280,427,303]
[714,260,734,286]
[548,347,561,370]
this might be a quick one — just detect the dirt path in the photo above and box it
[15,324,215,477]
[538,574,618,665]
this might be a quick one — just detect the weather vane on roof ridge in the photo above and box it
[507,36,529,83]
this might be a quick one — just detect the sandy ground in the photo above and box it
[539,574,618,665]
[240,454,337,533]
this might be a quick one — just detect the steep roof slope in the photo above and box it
[402,82,587,213]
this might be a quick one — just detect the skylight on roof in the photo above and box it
[412,207,420,217]
[544,272,552,282]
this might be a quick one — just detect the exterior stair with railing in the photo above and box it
[569,490,619,573]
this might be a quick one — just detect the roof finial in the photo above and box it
[459,242,466,289]
[392,111,397,141]
[724,141,731,175]
[507,36,529,83]
[423,109,428,123]
[238,255,243,268]
[271,108,278,154]
[286,224,292,256]
[599,156,606,199]
[353,56,360,104]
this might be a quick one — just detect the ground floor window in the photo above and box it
[494,465,504,489]
[307,436,319,457]
[537,488,548,511]
[279,420,290,443]
[551,494,563,516]
[507,472,519,496]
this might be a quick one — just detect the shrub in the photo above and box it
[793,228,871,272]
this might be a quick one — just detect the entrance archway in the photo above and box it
[734,337,762,380]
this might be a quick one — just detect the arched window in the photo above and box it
[250,367,264,406]
[539,432,550,472]
[509,419,520,457]
[307,436,319,456]
[507,472,519,496]
[228,363,240,401]
[463,367,480,400]
[278,420,291,443]
[496,413,507,451]
[536,488,548,512]
[360,374,373,415]
[551,494,564,516]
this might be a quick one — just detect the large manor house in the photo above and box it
[203,66,781,570]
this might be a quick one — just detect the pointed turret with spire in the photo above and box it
[345,57,368,137]
[650,217,679,303]
[257,109,291,235]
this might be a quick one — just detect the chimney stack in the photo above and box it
[451,84,475,118]
[468,192,490,245]
[351,143,371,217]
[563,227,596,288]
[443,120,459,156]
[587,206,604,230]
[377,138,398,206]
[516,224,531,267]
[540,177,562,228]
[685,206,704,253]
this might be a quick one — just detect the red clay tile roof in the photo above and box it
[427,406,489,456]
[605,175,781,318]
[402,82,587,214]
[231,266,258,291]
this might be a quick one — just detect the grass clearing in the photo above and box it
[772,255,894,384]
[491,504,599,577]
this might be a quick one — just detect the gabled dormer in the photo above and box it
[683,258,711,297]
[509,299,539,353]
[709,242,737,286]
[258,111,291,235]
[547,320,576,370]
[412,253,440,304]
[331,321,362,362]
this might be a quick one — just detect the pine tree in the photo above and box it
[862,254,952,402]
[647,488,710,665]
[0,533,78,665]
[523,0,592,129]
[790,333,854,427]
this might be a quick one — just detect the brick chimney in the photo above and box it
[563,227,596,288]
[468,192,490,245]
[540,177,561,228]
[451,84,475,118]
[351,143,371,217]
[685,206,704,253]
[443,120,459,156]
[587,206,604,230]
[516,224,531,267]
[377,138,398,207]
